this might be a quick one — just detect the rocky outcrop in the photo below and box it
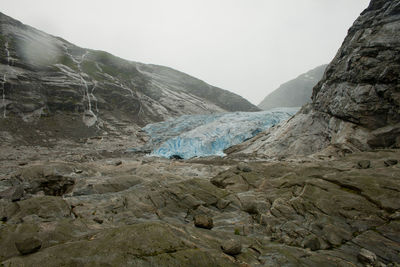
[258,64,327,110]
[231,0,400,158]
[1,145,399,266]
[0,12,259,144]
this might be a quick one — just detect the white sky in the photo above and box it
[2,0,369,105]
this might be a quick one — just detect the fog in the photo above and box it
[2,0,369,105]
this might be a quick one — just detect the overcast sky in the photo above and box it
[3,0,369,105]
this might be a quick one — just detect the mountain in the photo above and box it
[258,64,327,110]
[229,0,400,158]
[0,12,259,144]
[1,1,400,266]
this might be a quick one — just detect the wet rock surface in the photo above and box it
[0,143,399,266]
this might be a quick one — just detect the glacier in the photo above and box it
[142,107,299,159]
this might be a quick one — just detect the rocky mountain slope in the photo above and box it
[0,12,259,145]
[258,65,327,110]
[230,0,400,158]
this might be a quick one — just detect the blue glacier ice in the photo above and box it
[142,107,299,159]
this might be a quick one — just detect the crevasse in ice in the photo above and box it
[142,107,299,159]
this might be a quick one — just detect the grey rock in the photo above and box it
[74,169,83,174]
[384,159,398,167]
[221,239,242,256]
[357,248,377,264]
[0,185,24,201]
[93,217,104,224]
[15,237,42,255]
[303,235,321,251]
[357,160,371,169]
[322,224,352,247]
[0,148,399,266]
[237,163,252,173]
[3,222,238,266]
[15,163,76,196]
[194,214,213,229]
[396,136,400,148]
[389,211,400,220]
[216,198,231,210]
[8,196,72,223]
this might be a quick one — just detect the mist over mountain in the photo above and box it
[0,12,258,144]
[258,65,327,110]
[230,0,400,158]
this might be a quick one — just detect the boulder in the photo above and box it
[15,237,42,255]
[194,214,213,230]
[221,240,242,256]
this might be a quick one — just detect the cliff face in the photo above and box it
[230,0,400,158]
[0,12,259,143]
[258,65,327,110]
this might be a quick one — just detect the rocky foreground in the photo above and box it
[0,142,399,266]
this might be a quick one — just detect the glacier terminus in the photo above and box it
[141,108,299,159]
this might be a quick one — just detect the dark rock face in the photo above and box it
[258,64,327,110]
[231,0,400,158]
[312,1,400,131]
[0,12,258,144]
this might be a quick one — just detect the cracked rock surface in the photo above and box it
[0,145,399,266]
